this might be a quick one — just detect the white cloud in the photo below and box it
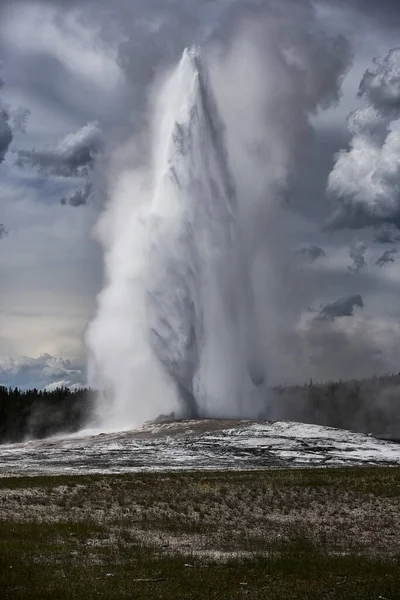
[44,380,82,392]
[327,48,400,230]
[0,353,84,389]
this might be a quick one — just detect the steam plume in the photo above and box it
[87,49,259,422]
[86,4,351,428]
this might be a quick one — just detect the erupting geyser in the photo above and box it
[87,47,266,428]
[147,48,266,418]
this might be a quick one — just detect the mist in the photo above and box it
[84,0,354,431]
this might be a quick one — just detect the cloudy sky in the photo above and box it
[1,0,400,390]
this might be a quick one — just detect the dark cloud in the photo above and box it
[16,122,102,207]
[0,223,8,239]
[61,182,93,207]
[376,248,397,267]
[354,0,400,18]
[296,245,326,263]
[348,239,367,273]
[374,225,400,244]
[0,70,29,163]
[358,48,400,115]
[16,121,102,177]
[0,109,12,163]
[327,49,400,231]
[333,0,400,32]
[0,76,12,163]
[6,47,118,125]
[319,294,364,319]
[290,127,350,223]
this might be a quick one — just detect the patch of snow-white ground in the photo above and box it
[0,420,399,476]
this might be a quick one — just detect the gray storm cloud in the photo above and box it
[332,0,400,31]
[16,121,102,206]
[296,245,326,263]
[0,78,12,164]
[359,49,400,114]
[374,224,400,244]
[0,110,12,164]
[16,121,102,177]
[0,224,8,239]
[0,68,30,164]
[319,294,364,319]
[0,75,12,237]
[61,182,93,208]
[376,248,397,267]
[327,48,400,230]
[348,239,367,273]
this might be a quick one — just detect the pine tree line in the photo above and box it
[0,373,399,444]
[0,387,94,444]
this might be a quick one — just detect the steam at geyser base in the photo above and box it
[86,48,266,429]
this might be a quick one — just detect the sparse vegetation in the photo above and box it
[1,468,400,598]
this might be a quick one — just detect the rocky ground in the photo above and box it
[0,419,399,477]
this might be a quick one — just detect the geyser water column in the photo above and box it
[148,46,251,419]
[87,47,265,427]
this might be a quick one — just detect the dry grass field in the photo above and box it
[1,467,400,599]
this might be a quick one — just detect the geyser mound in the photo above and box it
[87,47,265,428]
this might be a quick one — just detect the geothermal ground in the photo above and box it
[0,419,399,476]
[1,421,400,599]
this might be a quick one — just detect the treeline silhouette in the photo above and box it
[1,373,400,445]
[0,387,94,444]
[266,373,400,439]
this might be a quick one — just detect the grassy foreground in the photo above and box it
[0,467,399,599]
